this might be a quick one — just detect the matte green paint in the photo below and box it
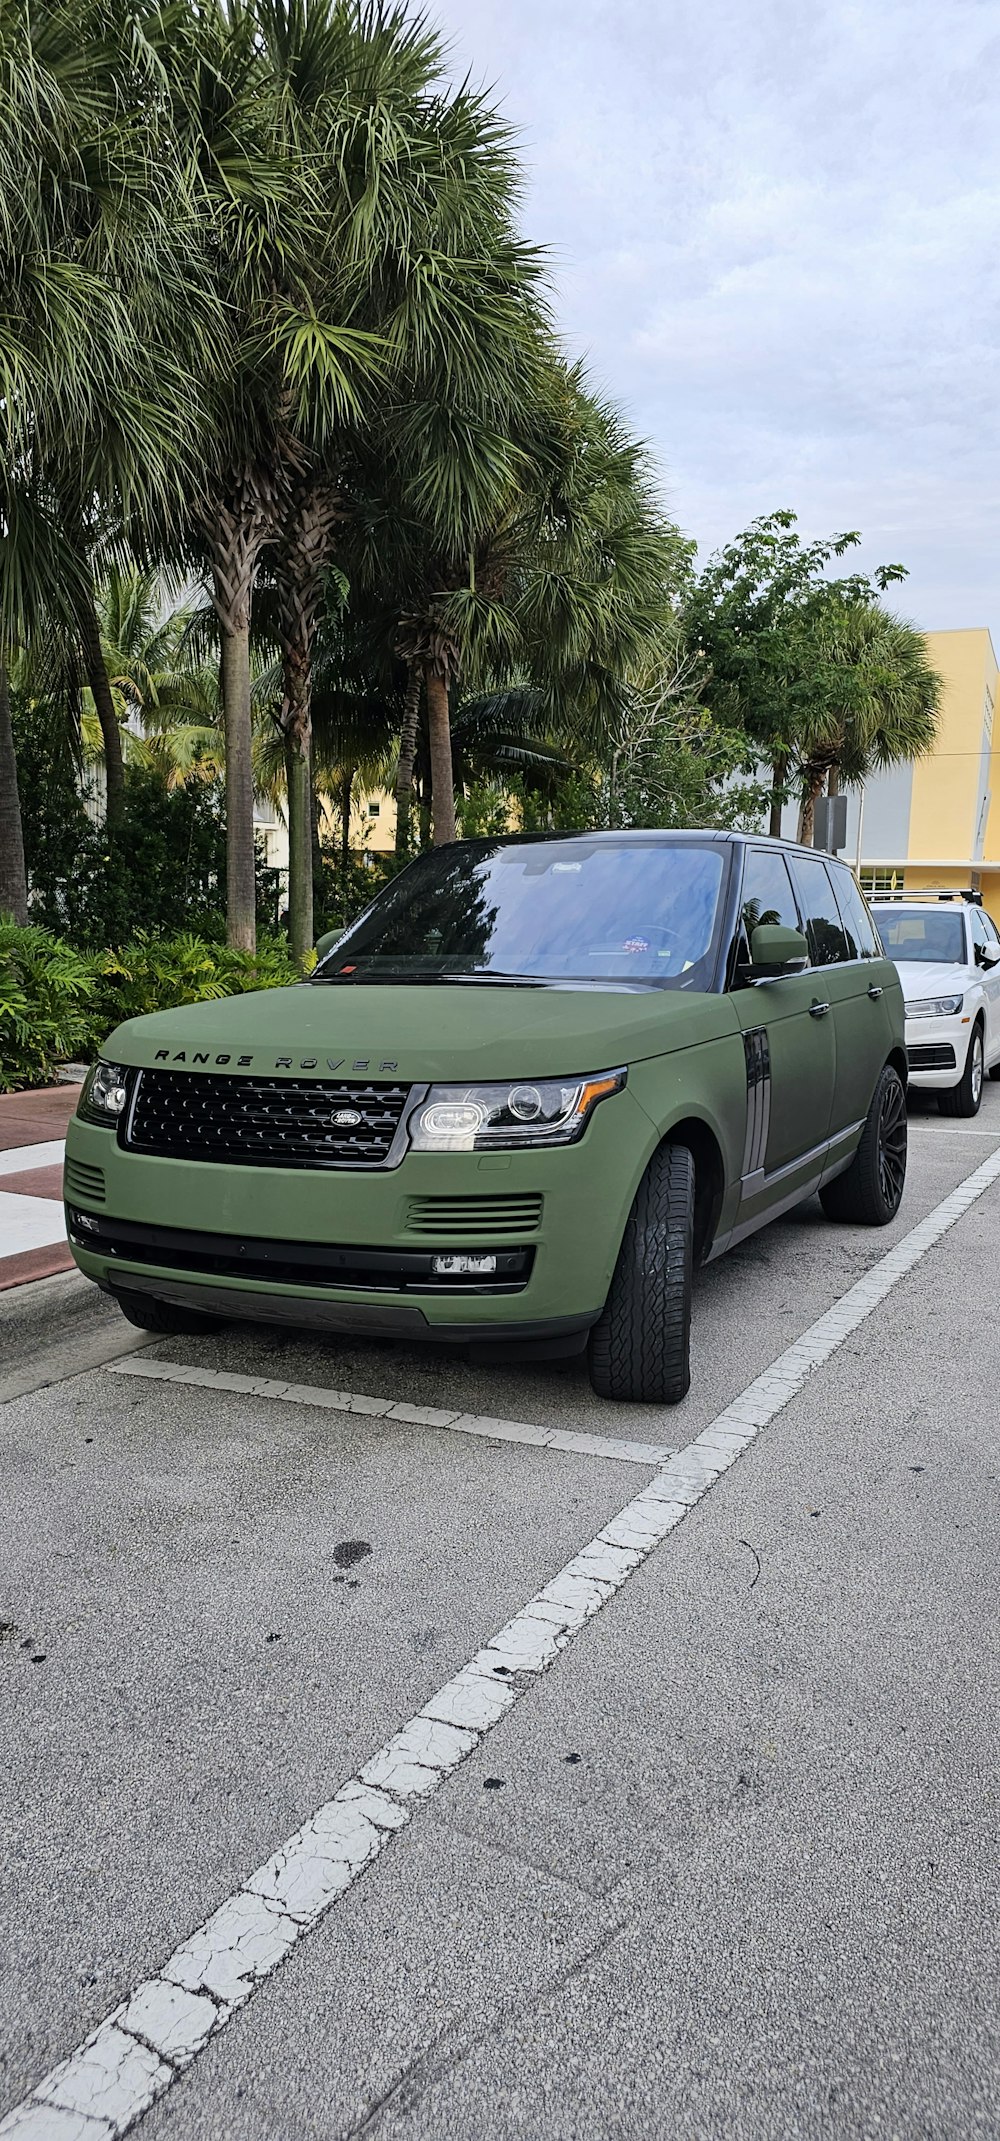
[65,851,905,1341]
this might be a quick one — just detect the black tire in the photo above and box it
[938,1022,984,1117]
[113,1288,221,1335]
[587,1141,694,1404]
[819,1064,907,1225]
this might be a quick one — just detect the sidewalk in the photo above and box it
[0,1085,81,1291]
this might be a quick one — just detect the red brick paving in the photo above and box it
[0,1084,82,1150]
[0,1240,74,1291]
[0,1164,64,1200]
[0,1084,80,1289]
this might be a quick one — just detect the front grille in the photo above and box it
[64,1157,106,1204]
[124,1070,412,1170]
[405,1194,544,1238]
[907,1043,957,1071]
[64,1209,532,1294]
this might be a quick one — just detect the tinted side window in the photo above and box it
[982,909,1000,948]
[739,849,801,935]
[969,907,989,953]
[789,856,851,966]
[830,866,881,959]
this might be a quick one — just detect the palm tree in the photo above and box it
[794,602,941,843]
[0,0,220,845]
[387,365,685,843]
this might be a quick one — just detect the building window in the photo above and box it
[861,868,905,897]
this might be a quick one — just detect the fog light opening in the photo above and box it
[431,1252,499,1276]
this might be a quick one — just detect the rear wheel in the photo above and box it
[113,1288,222,1335]
[819,1064,907,1225]
[587,1141,694,1404]
[938,1024,984,1117]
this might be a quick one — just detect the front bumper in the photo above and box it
[904,1015,969,1088]
[63,1088,657,1341]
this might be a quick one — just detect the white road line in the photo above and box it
[0,1141,65,1178]
[0,1193,67,1257]
[910,1126,1000,1136]
[6,1141,1000,2141]
[106,1357,677,1467]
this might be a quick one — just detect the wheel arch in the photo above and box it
[887,1042,908,1090]
[657,1115,726,1265]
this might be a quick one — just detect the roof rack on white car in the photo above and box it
[872,886,983,905]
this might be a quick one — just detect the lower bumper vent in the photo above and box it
[907,1043,957,1072]
[65,1208,533,1295]
[64,1158,106,1204]
[405,1194,543,1238]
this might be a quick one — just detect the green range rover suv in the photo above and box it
[64,831,907,1404]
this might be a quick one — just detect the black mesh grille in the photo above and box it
[907,1043,957,1071]
[125,1070,411,1169]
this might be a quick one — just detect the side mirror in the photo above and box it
[976,942,1000,969]
[747,923,809,980]
[314,927,343,962]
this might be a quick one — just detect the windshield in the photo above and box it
[313,838,730,990]
[872,906,967,965]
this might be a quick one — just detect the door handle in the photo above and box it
[868,984,883,1000]
[809,999,831,1018]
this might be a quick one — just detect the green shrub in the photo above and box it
[0,920,97,1093]
[0,920,301,1092]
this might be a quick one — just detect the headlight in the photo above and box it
[904,995,964,1019]
[79,1060,131,1122]
[409,1070,627,1151]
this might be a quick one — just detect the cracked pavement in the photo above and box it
[1,1091,999,2140]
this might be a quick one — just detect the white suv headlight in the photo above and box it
[904,995,964,1018]
[410,1070,626,1151]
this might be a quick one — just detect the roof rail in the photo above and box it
[871,885,982,905]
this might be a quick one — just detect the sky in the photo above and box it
[432,0,1000,642]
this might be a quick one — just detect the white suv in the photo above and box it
[871,895,1000,1116]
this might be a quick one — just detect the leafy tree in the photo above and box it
[685,511,915,837]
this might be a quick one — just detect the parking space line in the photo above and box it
[7,1139,1000,2141]
[106,1357,678,1467]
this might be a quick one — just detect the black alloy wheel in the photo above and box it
[819,1065,908,1226]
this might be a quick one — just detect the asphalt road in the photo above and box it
[2,1087,999,2141]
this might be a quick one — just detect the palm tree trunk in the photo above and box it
[276,480,341,964]
[284,729,313,963]
[426,666,456,844]
[200,476,281,953]
[0,658,28,924]
[280,577,314,965]
[395,657,422,855]
[77,580,125,831]
[340,766,354,870]
[827,764,840,797]
[220,624,257,951]
[769,755,788,838]
[797,766,826,847]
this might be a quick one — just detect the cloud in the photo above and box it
[433,0,1000,635]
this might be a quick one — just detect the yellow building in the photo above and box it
[853,628,1000,911]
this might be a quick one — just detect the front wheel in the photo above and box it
[939,1025,984,1116]
[587,1141,694,1404]
[819,1064,907,1226]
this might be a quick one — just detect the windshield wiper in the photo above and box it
[311,966,545,987]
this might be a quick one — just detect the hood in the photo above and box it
[103,978,737,1082]
[891,960,970,1003]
